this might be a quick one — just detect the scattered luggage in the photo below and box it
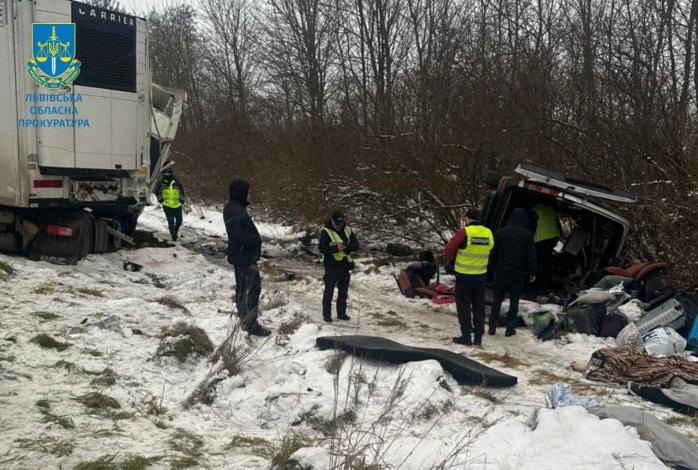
[600,312,628,338]
[642,327,687,356]
[636,298,685,335]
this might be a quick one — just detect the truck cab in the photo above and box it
[482,162,637,290]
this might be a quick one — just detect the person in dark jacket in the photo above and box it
[223,179,270,336]
[319,211,359,322]
[488,208,538,337]
[157,171,185,242]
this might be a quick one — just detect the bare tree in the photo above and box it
[264,0,339,128]
[199,0,260,128]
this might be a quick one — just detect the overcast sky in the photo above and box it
[120,0,188,17]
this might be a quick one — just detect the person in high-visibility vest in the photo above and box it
[444,209,494,346]
[319,211,359,322]
[532,203,561,289]
[157,171,185,242]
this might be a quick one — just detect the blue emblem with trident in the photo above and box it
[27,23,81,89]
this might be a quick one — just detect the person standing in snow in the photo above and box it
[532,203,561,289]
[487,208,538,337]
[445,209,494,346]
[157,171,185,242]
[224,179,271,336]
[319,211,359,322]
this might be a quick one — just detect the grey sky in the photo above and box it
[120,0,191,16]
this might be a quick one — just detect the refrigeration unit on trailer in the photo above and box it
[0,0,185,264]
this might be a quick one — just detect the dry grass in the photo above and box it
[156,296,190,314]
[271,431,311,470]
[90,368,117,387]
[228,435,272,448]
[31,311,61,321]
[75,391,121,410]
[36,399,74,429]
[471,351,529,369]
[15,436,75,457]
[30,334,71,351]
[143,390,167,416]
[0,260,15,280]
[528,369,575,386]
[155,323,214,363]
[325,351,348,375]
[467,386,505,405]
[73,454,161,470]
[32,284,55,295]
[277,315,306,337]
[664,415,698,428]
[75,287,105,298]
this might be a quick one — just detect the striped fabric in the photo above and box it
[585,347,698,388]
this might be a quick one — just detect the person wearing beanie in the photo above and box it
[444,208,494,346]
[318,211,359,322]
[223,178,271,337]
[156,171,185,242]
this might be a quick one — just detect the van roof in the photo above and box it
[515,162,638,203]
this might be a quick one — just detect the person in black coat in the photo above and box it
[318,211,359,322]
[223,179,270,336]
[488,208,538,337]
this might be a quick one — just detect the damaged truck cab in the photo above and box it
[482,163,638,289]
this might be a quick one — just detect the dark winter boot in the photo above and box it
[323,316,333,323]
[452,335,472,346]
[473,334,483,346]
[247,322,271,337]
[505,328,517,337]
[488,326,497,336]
[337,314,351,321]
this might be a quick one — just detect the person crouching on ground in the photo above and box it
[444,209,494,346]
[223,179,271,337]
[157,171,185,242]
[488,208,537,337]
[319,211,359,322]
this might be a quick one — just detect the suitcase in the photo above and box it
[636,298,686,335]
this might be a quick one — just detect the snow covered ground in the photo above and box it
[0,205,694,469]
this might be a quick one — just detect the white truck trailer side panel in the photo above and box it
[0,0,20,206]
[33,0,76,169]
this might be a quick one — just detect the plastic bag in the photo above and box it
[618,299,644,323]
[642,327,688,356]
[616,322,644,351]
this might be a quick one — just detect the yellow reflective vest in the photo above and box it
[161,181,182,209]
[533,204,560,242]
[455,225,494,275]
[323,227,353,262]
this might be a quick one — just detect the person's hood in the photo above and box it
[229,179,250,206]
[324,221,346,231]
[508,208,531,228]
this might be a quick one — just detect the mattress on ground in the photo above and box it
[316,335,517,387]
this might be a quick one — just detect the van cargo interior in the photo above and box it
[493,187,626,290]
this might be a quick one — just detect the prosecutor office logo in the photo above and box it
[27,23,81,89]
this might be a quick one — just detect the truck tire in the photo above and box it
[27,211,95,265]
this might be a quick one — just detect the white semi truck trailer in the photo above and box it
[0,0,185,263]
